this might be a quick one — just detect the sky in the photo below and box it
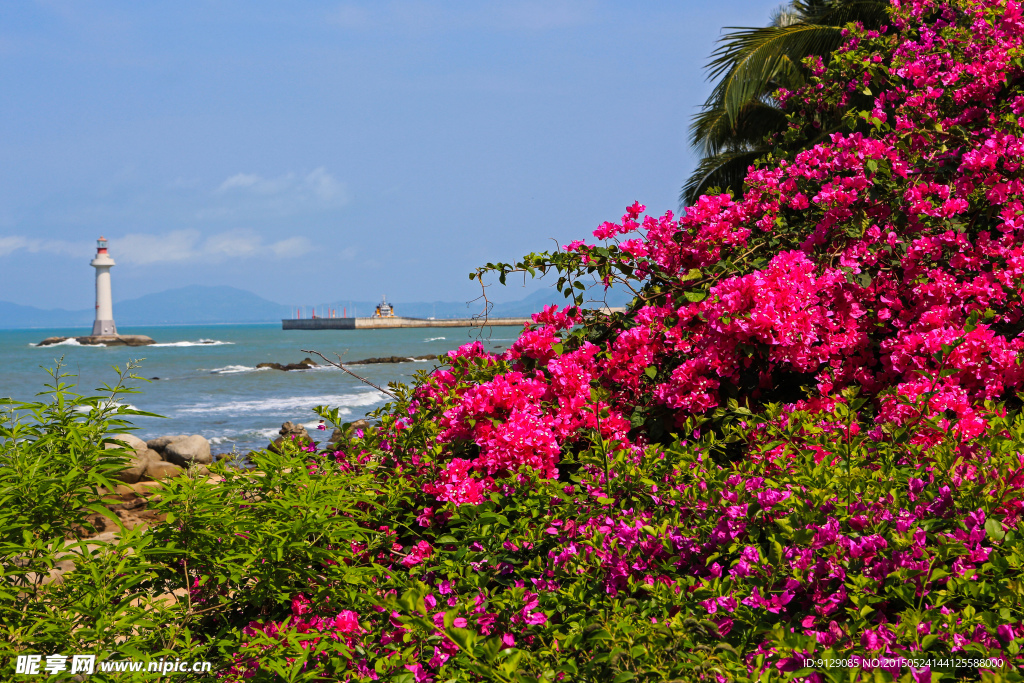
[0,0,784,311]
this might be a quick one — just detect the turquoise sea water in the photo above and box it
[0,324,515,454]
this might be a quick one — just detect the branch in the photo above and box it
[300,349,399,400]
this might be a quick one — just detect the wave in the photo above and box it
[208,365,272,375]
[33,338,106,348]
[208,420,336,447]
[151,339,234,347]
[209,428,279,444]
[176,390,387,416]
[424,337,446,342]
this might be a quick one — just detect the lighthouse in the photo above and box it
[90,236,117,336]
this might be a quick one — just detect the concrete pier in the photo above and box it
[283,316,532,330]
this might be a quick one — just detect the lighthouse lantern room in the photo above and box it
[90,236,117,336]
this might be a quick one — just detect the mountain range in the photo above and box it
[0,285,632,329]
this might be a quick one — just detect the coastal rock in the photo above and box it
[142,448,163,464]
[37,335,155,347]
[163,435,212,466]
[328,419,370,445]
[37,336,70,346]
[115,449,163,484]
[145,461,183,481]
[105,433,148,456]
[348,355,435,365]
[269,421,313,453]
[83,335,155,346]
[256,357,319,371]
[147,435,188,453]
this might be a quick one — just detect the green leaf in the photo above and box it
[447,628,478,651]
[985,518,1006,542]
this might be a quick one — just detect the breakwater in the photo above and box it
[282,316,531,330]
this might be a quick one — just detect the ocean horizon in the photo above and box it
[1,323,515,454]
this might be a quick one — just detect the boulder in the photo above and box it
[269,421,313,453]
[37,337,69,347]
[147,435,188,453]
[105,433,148,456]
[143,448,163,462]
[328,419,370,445]
[113,449,163,484]
[145,461,183,481]
[163,435,212,466]
[256,358,319,371]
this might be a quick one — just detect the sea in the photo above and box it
[0,324,516,454]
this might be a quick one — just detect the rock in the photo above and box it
[114,449,162,484]
[37,336,70,346]
[269,421,314,453]
[105,433,148,456]
[79,335,156,346]
[163,435,212,466]
[347,355,435,365]
[38,335,156,347]
[328,419,370,444]
[145,461,183,481]
[142,448,163,463]
[147,435,188,453]
[256,357,319,371]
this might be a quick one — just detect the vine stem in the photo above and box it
[301,349,399,400]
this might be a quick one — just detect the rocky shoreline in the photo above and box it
[111,419,370,484]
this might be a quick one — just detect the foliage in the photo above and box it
[6,0,1024,681]
[683,0,887,205]
[0,362,201,672]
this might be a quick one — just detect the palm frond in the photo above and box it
[680,149,766,208]
[793,0,889,28]
[689,100,790,156]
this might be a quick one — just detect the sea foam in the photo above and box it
[151,339,234,347]
[208,365,271,375]
[176,390,386,416]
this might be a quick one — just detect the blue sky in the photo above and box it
[0,0,783,310]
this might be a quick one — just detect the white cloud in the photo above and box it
[0,236,88,258]
[116,230,204,264]
[218,173,263,192]
[0,230,315,265]
[215,168,349,205]
[305,167,347,202]
[0,236,31,256]
[116,229,314,265]
[271,236,314,258]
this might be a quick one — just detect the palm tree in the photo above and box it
[681,0,889,207]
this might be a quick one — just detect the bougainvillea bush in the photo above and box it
[5,0,1024,680]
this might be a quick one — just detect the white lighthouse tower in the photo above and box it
[90,236,117,336]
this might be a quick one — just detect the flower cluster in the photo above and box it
[216,1,1024,680]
